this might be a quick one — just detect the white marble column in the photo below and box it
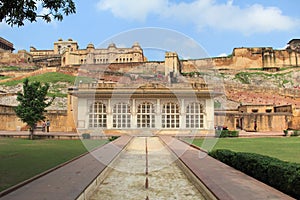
[180,99,185,129]
[77,98,88,129]
[156,99,161,129]
[205,98,214,130]
[107,99,113,129]
[131,99,137,128]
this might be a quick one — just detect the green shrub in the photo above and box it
[108,136,119,141]
[209,149,300,199]
[283,129,288,136]
[291,130,300,136]
[215,130,239,138]
[234,72,251,84]
[209,149,236,166]
[82,133,91,139]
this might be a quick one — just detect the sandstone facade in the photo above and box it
[215,104,299,131]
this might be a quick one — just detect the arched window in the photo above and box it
[137,102,155,128]
[186,103,204,128]
[162,103,179,128]
[88,102,107,128]
[113,103,131,128]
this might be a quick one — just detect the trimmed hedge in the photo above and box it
[215,130,239,138]
[209,149,300,199]
[291,130,300,136]
[108,136,119,141]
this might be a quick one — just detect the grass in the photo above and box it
[0,76,11,80]
[0,72,76,97]
[189,137,300,164]
[0,72,76,86]
[0,66,39,72]
[0,66,22,72]
[75,76,97,84]
[0,138,107,192]
[234,71,293,87]
[279,65,300,71]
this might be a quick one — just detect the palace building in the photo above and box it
[67,48,222,134]
[29,38,146,67]
[68,81,219,134]
[0,37,14,52]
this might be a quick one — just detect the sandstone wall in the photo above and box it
[0,51,33,65]
[214,112,291,131]
[0,110,76,132]
[290,109,300,130]
[45,111,76,132]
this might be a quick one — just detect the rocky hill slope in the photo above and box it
[0,68,299,110]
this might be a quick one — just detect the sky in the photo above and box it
[1,0,300,60]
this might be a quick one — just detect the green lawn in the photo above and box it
[0,72,76,86]
[0,138,107,192]
[0,76,10,81]
[189,137,300,164]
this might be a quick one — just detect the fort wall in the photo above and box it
[0,106,75,132]
[181,47,300,72]
[0,50,33,65]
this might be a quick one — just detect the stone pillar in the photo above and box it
[107,99,113,129]
[77,98,88,129]
[156,99,161,129]
[180,99,185,129]
[205,98,214,130]
[132,99,137,128]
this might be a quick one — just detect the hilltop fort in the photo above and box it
[0,37,299,133]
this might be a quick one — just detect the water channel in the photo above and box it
[88,137,205,199]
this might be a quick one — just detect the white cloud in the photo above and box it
[34,1,50,18]
[97,0,299,34]
[35,1,57,26]
[217,53,228,57]
[97,0,168,21]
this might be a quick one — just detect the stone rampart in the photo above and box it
[0,110,76,132]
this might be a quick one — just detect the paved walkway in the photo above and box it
[238,130,284,137]
[160,136,294,200]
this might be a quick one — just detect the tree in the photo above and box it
[14,79,55,139]
[0,0,76,26]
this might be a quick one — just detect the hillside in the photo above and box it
[0,72,76,110]
[219,68,300,108]
[0,69,299,110]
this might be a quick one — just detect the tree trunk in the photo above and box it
[29,127,34,140]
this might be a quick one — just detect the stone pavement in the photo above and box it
[160,135,295,200]
[238,130,285,137]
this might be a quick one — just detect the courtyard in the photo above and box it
[1,135,299,197]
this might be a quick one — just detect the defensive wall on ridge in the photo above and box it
[181,47,300,72]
